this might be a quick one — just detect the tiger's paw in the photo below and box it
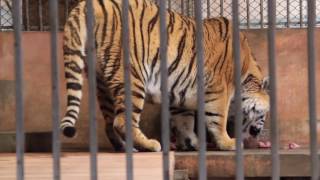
[136,139,161,152]
[217,138,236,151]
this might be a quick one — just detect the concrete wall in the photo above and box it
[0,29,319,150]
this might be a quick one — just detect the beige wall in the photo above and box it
[0,29,319,150]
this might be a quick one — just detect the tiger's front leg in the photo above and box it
[111,79,161,152]
[205,91,236,150]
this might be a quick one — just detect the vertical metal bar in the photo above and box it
[307,0,319,178]
[181,0,184,15]
[168,0,171,10]
[25,0,29,31]
[193,1,206,180]
[49,0,60,179]
[246,0,250,28]
[287,0,290,27]
[159,0,170,179]
[220,0,224,16]
[186,0,190,16]
[122,0,133,179]
[65,0,69,28]
[268,0,280,179]
[207,0,211,18]
[85,0,98,180]
[13,0,24,179]
[260,0,264,28]
[38,0,43,31]
[231,0,244,179]
[300,0,303,27]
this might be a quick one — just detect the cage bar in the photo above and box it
[260,0,264,28]
[287,0,290,27]
[232,0,244,179]
[193,1,207,180]
[207,0,210,18]
[121,0,134,180]
[267,0,280,179]
[307,0,319,179]
[246,0,250,28]
[85,0,98,180]
[25,0,29,31]
[13,0,25,179]
[159,0,170,179]
[49,0,60,179]
[220,0,224,16]
[38,0,43,31]
[299,0,303,27]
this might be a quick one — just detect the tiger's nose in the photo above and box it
[249,126,261,137]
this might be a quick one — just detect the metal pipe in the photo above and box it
[49,0,60,179]
[246,0,250,28]
[299,0,303,27]
[85,0,98,179]
[267,0,280,179]
[231,0,244,179]
[207,0,211,18]
[159,0,170,179]
[38,0,43,31]
[121,0,134,179]
[287,0,290,27]
[25,0,29,31]
[13,0,24,179]
[193,0,206,180]
[307,0,319,179]
[220,0,224,16]
[260,0,264,28]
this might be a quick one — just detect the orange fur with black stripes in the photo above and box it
[60,0,269,151]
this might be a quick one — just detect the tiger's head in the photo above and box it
[241,75,269,140]
[227,75,269,141]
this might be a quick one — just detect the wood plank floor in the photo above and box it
[0,152,175,180]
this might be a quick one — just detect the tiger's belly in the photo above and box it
[145,80,198,109]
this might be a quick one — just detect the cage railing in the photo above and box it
[2,0,320,31]
[5,0,320,179]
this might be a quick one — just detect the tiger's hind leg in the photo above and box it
[111,80,161,152]
[171,108,198,151]
[96,76,125,152]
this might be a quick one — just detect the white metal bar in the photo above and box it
[193,1,207,180]
[231,0,244,179]
[267,0,280,179]
[49,0,60,179]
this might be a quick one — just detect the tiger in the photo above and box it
[60,0,270,152]
[171,92,269,151]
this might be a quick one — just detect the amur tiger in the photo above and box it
[60,0,270,152]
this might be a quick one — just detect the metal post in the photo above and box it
[220,0,224,16]
[85,0,98,180]
[267,0,280,179]
[207,0,211,18]
[260,0,264,28]
[181,0,184,15]
[287,0,290,27]
[65,0,69,28]
[25,0,29,31]
[159,0,170,179]
[49,0,60,179]
[307,0,319,179]
[299,0,303,27]
[13,0,24,179]
[232,0,244,179]
[122,0,134,180]
[246,0,250,28]
[194,1,206,180]
[38,0,43,31]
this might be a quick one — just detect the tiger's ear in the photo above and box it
[262,76,270,90]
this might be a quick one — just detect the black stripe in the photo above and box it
[65,72,79,80]
[67,82,82,90]
[205,112,223,117]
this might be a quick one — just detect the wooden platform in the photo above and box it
[0,150,319,179]
[0,152,175,180]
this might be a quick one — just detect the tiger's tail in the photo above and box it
[60,3,88,137]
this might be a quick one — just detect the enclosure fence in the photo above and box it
[2,0,320,30]
[4,0,320,179]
